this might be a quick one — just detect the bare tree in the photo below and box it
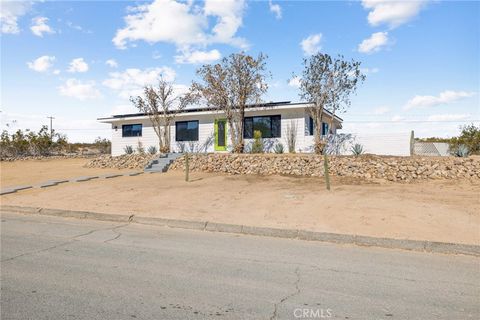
[294,53,364,154]
[130,77,192,153]
[191,53,270,153]
[326,55,365,135]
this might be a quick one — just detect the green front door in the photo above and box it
[214,119,227,151]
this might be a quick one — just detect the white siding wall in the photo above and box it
[111,119,159,156]
[108,108,341,155]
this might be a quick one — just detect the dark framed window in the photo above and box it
[176,120,199,141]
[122,124,142,137]
[307,117,329,136]
[244,115,281,139]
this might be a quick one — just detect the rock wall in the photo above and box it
[169,153,480,182]
[85,154,156,169]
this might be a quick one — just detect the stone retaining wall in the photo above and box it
[84,154,155,169]
[169,154,480,182]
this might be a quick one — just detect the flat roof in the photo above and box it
[97,101,343,122]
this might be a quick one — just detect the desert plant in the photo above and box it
[124,145,134,154]
[449,124,480,155]
[294,53,365,154]
[136,141,145,154]
[94,137,111,154]
[274,142,284,154]
[286,120,297,153]
[147,145,157,155]
[250,130,264,153]
[351,143,364,156]
[453,145,469,157]
[191,52,270,153]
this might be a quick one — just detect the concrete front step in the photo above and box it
[144,153,183,173]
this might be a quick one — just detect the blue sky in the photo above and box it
[1,0,479,142]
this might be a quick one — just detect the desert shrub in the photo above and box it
[0,126,69,158]
[94,137,111,154]
[136,141,145,154]
[147,146,158,155]
[124,145,134,154]
[274,142,284,154]
[250,130,264,153]
[453,145,469,157]
[449,124,480,155]
[351,143,364,156]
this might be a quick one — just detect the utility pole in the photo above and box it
[47,116,55,138]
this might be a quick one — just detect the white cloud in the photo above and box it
[30,16,54,37]
[404,90,476,110]
[106,59,118,68]
[112,0,247,57]
[361,0,428,29]
[103,67,176,99]
[53,69,60,75]
[358,32,389,54]
[361,67,379,74]
[269,0,282,19]
[175,49,221,64]
[58,79,101,100]
[0,1,32,34]
[301,33,322,56]
[288,76,301,88]
[27,55,55,72]
[68,58,89,73]
[391,115,404,122]
[427,114,469,122]
[373,106,390,115]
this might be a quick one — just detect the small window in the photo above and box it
[244,115,281,139]
[322,122,329,135]
[307,117,329,136]
[308,117,314,136]
[176,120,199,141]
[122,124,142,137]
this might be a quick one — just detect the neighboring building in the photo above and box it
[98,101,343,156]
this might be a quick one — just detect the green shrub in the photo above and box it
[453,145,469,157]
[274,142,284,154]
[147,146,158,155]
[250,130,264,153]
[449,124,480,155]
[351,143,364,156]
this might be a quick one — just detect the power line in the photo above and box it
[47,116,55,138]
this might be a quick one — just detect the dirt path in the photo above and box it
[1,161,479,245]
[0,158,131,187]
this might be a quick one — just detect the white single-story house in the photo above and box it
[98,101,343,156]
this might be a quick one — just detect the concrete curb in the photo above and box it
[1,205,479,257]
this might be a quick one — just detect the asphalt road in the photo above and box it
[1,212,479,320]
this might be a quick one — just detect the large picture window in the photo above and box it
[122,124,142,137]
[244,115,281,139]
[176,120,199,141]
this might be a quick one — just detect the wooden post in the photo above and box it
[185,152,189,182]
[323,153,330,190]
[410,130,415,156]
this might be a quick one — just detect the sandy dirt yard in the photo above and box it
[1,159,479,245]
[0,158,131,187]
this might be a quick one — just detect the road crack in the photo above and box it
[1,223,129,262]
[270,267,301,320]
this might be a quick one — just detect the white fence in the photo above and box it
[340,132,412,156]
